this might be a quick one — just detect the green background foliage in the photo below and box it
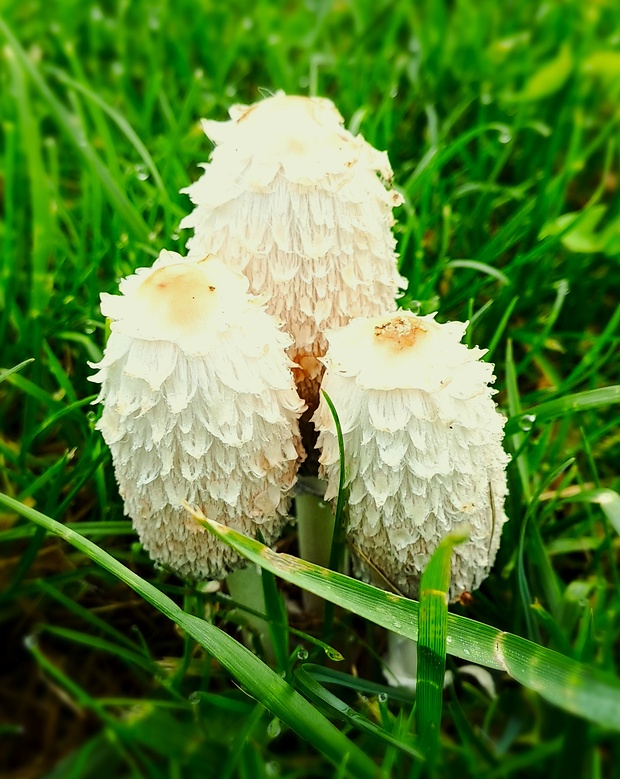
[0,1,619,777]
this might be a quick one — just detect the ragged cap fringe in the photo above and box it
[313,310,509,600]
[90,250,306,580]
[179,92,406,410]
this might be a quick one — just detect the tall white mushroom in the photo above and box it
[180,92,406,409]
[313,311,509,600]
[90,250,305,580]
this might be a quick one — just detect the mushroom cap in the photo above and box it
[320,310,494,394]
[313,311,509,600]
[100,250,258,355]
[179,94,406,415]
[196,92,394,189]
[91,250,305,580]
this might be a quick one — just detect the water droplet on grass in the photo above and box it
[24,635,38,650]
[267,718,281,739]
[519,414,536,432]
[296,647,309,660]
[378,692,388,703]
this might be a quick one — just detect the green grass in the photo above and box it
[1,1,619,777]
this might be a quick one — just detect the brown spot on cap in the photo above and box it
[374,316,427,350]
[136,264,218,331]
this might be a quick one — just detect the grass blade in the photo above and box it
[562,488,620,537]
[0,358,34,384]
[0,492,381,779]
[189,511,620,731]
[505,386,620,436]
[0,16,149,239]
[294,664,423,760]
[416,531,467,769]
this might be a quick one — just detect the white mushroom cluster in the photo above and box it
[313,311,509,600]
[90,251,305,580]
[180,92,406,408]
[91,93,509,597]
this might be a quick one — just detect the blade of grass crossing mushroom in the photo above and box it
[188,511,620,731]
[0,493,381,779]
[415,531,468,771]
[321,389,348,636]
[321,390,347,573]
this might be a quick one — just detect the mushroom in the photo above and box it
[90,250,305,580]
[180,92,406,412]
[313,310,509,600]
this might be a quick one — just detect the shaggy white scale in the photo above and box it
[313,311,510,600]
[180,93,406,408]
[90,251,305,580]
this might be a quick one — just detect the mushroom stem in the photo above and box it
[226,566,275,663]
[383,632,418,692]
[295,477,335,614]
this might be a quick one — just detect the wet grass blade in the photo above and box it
[189,510,620,731]
[0,493,381,779]
[416,531,467,771]
[294,664,423,761]
[505,386,620,435]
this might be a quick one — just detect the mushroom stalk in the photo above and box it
[226,566,275,663]
[295,478,335,614]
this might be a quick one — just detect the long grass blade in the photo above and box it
[189,511,620,731]
[505,386,620,435]
[416,531,467,769]
[0,492,381,779]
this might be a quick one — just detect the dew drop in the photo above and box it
[188,691,201,705]
[296,647,309,660]
[499,132,512,144]
[378,692,388,703]
[24,635,38,650]
[392,621,402,630]
[325,648,344,662]
[446,635,452,644]
[519,414,536,432]
[134,164,149,181]
[267,718,281,739]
